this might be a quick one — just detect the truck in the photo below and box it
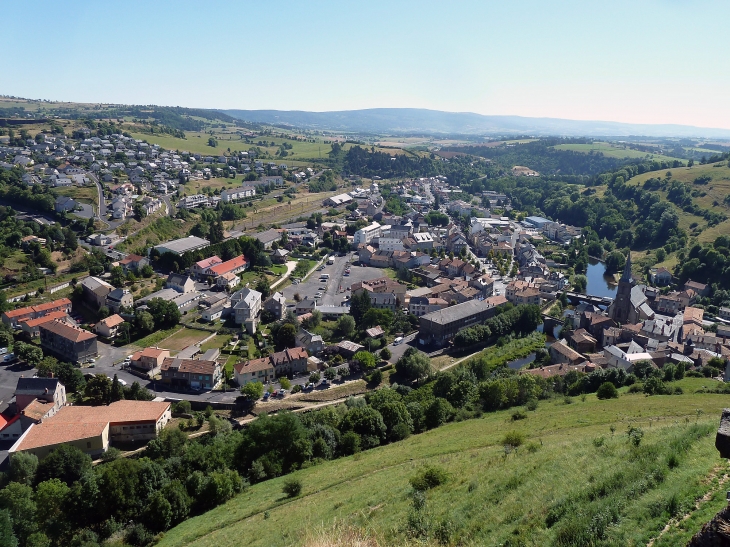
[327,256,335,265]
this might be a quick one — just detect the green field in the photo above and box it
[159,377,730,547]
[552,142,682,162]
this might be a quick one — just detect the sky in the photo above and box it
[4,0,730,129]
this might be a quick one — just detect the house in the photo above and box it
[106,288,133,313]
[130,347,170,373]
[205,255,248,278]
[231,288,262,332]
[234,357,275,386]
[95,314,125,338]
[264,292,287,321]
[270,347,308,376]
[418,299,501,347]
[220,185,256,202]
[216,272,240,289]
[191,256,223,279]
[549,340,584,366]
[272,248,290,264]
[568,329,597,354]
[160,357,222,390]
[684,280,710,298]
[39,319,98,363]
[202,302,229,322]
[1,298,72,328]
[81,276,115,309]
[166,273,196,294]
[14,377,67,413]
[119,254,148,273]
[54,196,77,212]
[20,311,69,338]
[9,401,171,459]
[296,329,325,354]
[409,296,448,317]
[353,222,382,246]
[252,229,282,250]
[351,277,407,304]
[295,298,317,315]
[649,267,673,286]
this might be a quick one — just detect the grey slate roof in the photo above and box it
[15,377,60,395]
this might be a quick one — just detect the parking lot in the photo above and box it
[281,253,388,309]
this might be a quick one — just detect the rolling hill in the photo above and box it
[221,108,730,139]
[158,378,730,547]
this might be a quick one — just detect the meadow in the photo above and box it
[552,141,682,162]
[158,377,729,547]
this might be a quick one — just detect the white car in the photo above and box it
[393,337,404,345]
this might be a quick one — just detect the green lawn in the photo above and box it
[200,334,232,352]
[159,377,729,547]
[128,325,183,349]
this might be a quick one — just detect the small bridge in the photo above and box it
[564,291,613,307]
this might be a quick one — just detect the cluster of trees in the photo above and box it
[675,238,730,290]
[308,171,337,193]
[453,304,542,347]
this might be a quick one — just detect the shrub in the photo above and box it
[409,465,449,491]
[502,431,525,449]
[596,382,618,400]
[380,347,391,360]
[526,441,541,453]
[511,409,527,421]
[172,400,192,414]
[593,436,605,448]
[563,396,573,405]
[627,384,644,394]
[525,398,539,412]
[282,478,302,498]
[627,425,644,447]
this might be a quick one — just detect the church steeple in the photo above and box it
[621,252,632,282]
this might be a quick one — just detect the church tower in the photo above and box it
[608,252,633,324]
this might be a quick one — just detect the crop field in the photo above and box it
[552,141,682,161]
[161,328,212,352]
[159,377,730,547]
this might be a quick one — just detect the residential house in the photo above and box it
[2,298,72,328]
[166,273,196,294]
[191,256,223,279]
[353,222,382,246]
[216,272,240,289]
[295,298,317,315]
[252,229,282,250]
[264,292,286,320]
[220,185,256,202]
[95,314,125,338]
[160,357,222,390]
[568,329,597,354]
[549,340,584,366]
[130,347,170,373]
[272,248,289,264]
[270,347,309,376]
[205,255,248,278]
[649,267,673,286]
[119,254,149,273]
[231,288,262,332]
[39,319,98,363]
[20,311,68,338]
[296,329,325,354]
[106,288,133,313]
[14,377,66,413]
[202,302,229,322]
[409,296,448,317]
[54,196,77,212]
[351,277,407,304]
[234,357,275,386]
[81,277,115,309]
[684,280,710,298]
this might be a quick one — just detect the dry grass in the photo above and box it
[297,380,368,402]
[160,328,211,352]
[302,523,384,547]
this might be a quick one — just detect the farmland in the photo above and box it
[552,141,682,161]
[159,377,730,547]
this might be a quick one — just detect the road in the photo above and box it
[270,261,297,290]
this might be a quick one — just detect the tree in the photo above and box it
[353,351,376,371]
[55,362,85,393]
[282,478,302,498]
[241,381,264,400]
[596,381,619,400]
[572,274,587,293]
[395,349,433,384]
[309,372,321,384]
[361,308,393,330]
[0,510,17,547]
[135,310,155,333]
[110,374,124,402]
[340,406,386,448]
[14,342,43,368]
[380,347,391,361]
[274,323,297,349]
[0,482,36,543]
[146,298,181,329]
[336,314,355,338]
[8,453,38,486]
[84,375,112,405]
[323,367,338,381]
[279,377,292,390]
[140,264,154,278]
[142,491,173,533]
[110,266,126,287]
[34,478,70,540]
[604,251,626,274]
[350,290,371,327]
[255,277,271,299]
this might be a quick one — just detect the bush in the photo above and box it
[172,400,192,414]
[511,409,527,421]
[596,382,618,400]
[380,347,391,360]
[282,478,302,498]
[526,399,538,411]
[409,465,449,491]
[502,431,525,449]
[627,384,644,394]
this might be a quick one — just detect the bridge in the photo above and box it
[564,291,613,307]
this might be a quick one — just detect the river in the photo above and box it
[585,258,618,298]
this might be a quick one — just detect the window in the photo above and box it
[87,442,91,448]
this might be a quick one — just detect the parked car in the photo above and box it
[263,392,270,401]
[0,348,7,355]
[393,337,404,345]
[3,353,16,363]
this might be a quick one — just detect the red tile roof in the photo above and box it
[99,314,125,328]
[3,298,71,319]
[234,357,274,374]
[161,358,218,375]
[208,255,248,276]
[194,256,222,269]
[21,311,68,328]
[39,319,96,342]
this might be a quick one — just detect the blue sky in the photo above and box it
[5,1,730,128]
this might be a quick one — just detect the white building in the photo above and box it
[220,186,256,202]
[354,221,382,246]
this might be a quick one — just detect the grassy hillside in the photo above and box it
[626,162,730,243]
[159,378,730,547]
[552,141,682,162]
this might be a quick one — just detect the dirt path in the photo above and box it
[647,462,730,547]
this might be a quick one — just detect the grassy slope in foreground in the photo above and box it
[159,378,730,547]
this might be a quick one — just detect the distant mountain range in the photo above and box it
[221,108,730,139]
